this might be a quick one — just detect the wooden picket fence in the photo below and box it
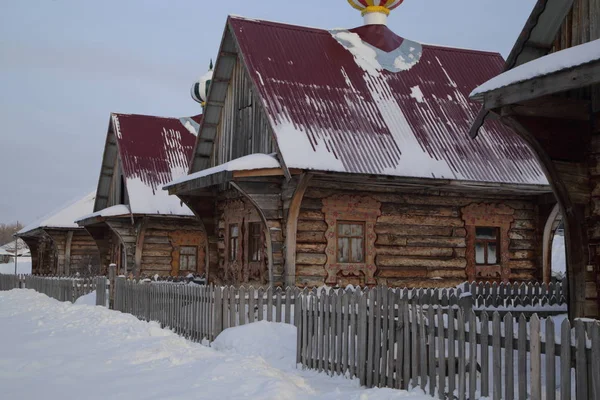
[297,286,599,400]
[461,278,568,309]
[0,274,99,303]
[95,276,108,307]
[112,277,302,341]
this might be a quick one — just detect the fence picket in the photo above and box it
[380,288,389,386]
[492,311,501,400]
[545,317,555,400]
[518,314,527,400]
[323,288,331,375]
[560,318,571,400]
[531,314,541,400]
[575,320,588,400]
[358,288,367,386]
[591,322,600,400]
[504,313,514,400]
[387,289,395,388]
[428,305,436,397]
[447,305,456,397]
[457,309,466,400]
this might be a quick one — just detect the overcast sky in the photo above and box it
[0,0,536,225]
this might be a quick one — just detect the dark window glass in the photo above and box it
[475,227,500,265]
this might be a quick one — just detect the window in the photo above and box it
[248,222,262,262]
[475,227,500,265]
[229,224,239,261]
[180,246,198,271]
[337,222,365,263]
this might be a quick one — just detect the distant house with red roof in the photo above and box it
[77,113,206,277]
[166,4,558,288]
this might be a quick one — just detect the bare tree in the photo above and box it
[0,222,24,246]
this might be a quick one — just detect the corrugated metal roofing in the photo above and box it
[111,113,201,215]
[228,17,548,186]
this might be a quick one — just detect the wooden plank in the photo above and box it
[402,298,410,390]
[458,309,466,400]
[374,287,382,386]
[591,322,600,400]
[307,291,314,369]
[575,319,588,400]
[318,290,325,373]
[285,287,292,324]
[545,317,555,400]
[302,294,308,368]
[336,290,343,376]
[229,286,236,328]
[257,287,264,321]
[387,289,395,388]
[418,303,427,391]
[366,289,375,387]
[560,318,571,400]
[530,314,541,400]
[267,287,273,322]
[380,287,389,386]
[284,174,312,287]
[324,288,331,375]
[276,287,282,323]
[295,288,302,365]
[492,312,501,400]
[504,313,514,400]
[342,289,350,375]
[437,305,445,399]
[428,305,436,397]
[518,314,527,400]
[349,291,357,379]
[468,310,477,400]
[358,289,367,385]
[239,286,247,326]
[447,306,456,396]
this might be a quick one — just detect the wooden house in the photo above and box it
[165,5,557,289]
[77,113,206,278]
[470,0,600,318]
[16,192,99,275]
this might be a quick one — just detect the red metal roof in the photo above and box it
[228,17,547,186]
[112,113,201,215]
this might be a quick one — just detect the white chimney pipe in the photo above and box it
[363,11,388,25]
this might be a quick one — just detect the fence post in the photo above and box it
[108,263,116,309]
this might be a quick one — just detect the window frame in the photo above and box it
[179,245,198,271]
[248,222,262,262]
[336,221,366,264]
[474,226,501,265]
[229,224,239,262]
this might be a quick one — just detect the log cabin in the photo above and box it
[469,0,600,318]
[76,113,207,278]
[16,192,100,275]
[165,3,557,289]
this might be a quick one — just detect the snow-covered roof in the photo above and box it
[0,238,29,256]
[471,38,600,99]
[165,154,281,189]
[76,205,131,223]
[18,192,96,235]
[191,17,548,187]
[94,113,202,217]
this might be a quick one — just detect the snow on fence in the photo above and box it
[0,274,99,303]
[296,286,599,400]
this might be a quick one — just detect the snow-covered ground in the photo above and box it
[0,256,32,274]
[0,289,432,400]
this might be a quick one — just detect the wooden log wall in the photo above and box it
[214,58,275,166]
[45,229,101,276]
[139,217,206,278]
[294,183,543,288]
[20,234,57,275]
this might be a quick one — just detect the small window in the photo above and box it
[249,222,262,262]
[337,222,365,263]
[180,246,197,271]
[475,227,500,265]
[229,224,239,262]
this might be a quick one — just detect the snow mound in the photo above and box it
[212,321,297,369]
[74,290,97,306]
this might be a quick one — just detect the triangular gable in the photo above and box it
[94,113,202,216]
[191,16,548,187]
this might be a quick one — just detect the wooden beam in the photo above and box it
[233,168,285,178]
[64,230,73,275]
[502,115,589,318]
[134,217,148,278]
[284,173,313,287]
[482,60,600,110]
[501,96,591,121]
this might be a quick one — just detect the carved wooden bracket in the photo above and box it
[322,195,381,285]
